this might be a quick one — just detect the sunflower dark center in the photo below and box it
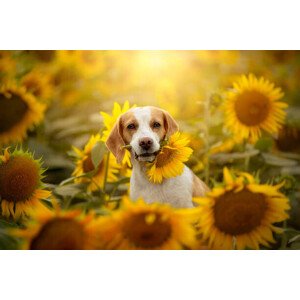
[234,91,270,126]
[123,212,172,248]
[155,147,177,168]
[30,218,86,250]
[0,93,29,133]
[213,189,267,235]
[276,125,300,152]
[0,156,40,202]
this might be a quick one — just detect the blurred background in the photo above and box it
[1,50,300,247]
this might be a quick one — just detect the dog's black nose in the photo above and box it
[139,138,153,151]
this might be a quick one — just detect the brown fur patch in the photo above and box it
[120,111,138,144]
[150,107,167,141]
[192,174,210,197]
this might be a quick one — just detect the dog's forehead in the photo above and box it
[130,106,164,122]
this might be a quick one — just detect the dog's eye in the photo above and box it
[127,123,136,130]
[153,122,161,128]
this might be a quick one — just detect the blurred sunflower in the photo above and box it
[147,132,193,184]
[194,168,290,250]
[0,148,51,220]
[275,124,300,153]
[0,51,16,79]
[72,134,120,192]
[0,82,46,145]
[13,202,97,250]
[94,196,198,250]
[224,74,287,143]
[100,101,136,169]
[75,50,106,77]
[21,70,53,101]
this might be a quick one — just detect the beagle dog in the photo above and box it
[106,106,209,208]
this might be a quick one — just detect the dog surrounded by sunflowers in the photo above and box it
[0,50,298,250]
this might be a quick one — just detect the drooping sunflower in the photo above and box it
[100,101,136,170]
[224,74,287,143]
[194,168,290,250]
[93,196,199,250]
[0,148,51,220]
[13,201,98,250]
[0,82,46,145]
[146,132,193,184]
[21,70,53,101]
[72,134,120,192]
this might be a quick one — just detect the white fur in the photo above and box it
[130,159,195,208]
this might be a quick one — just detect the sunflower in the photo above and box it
[224,74,287,143]
[93,196,198,250]
[72,134,120,192]
[146,132,193,184]
[0,51,16,79]
[0,82,46,145]
[75,51,106,77]
[13,201,98,250]
[275,124,300,152]
[0,148,51,220]
[21,70,53,101]
[194,168,290,250]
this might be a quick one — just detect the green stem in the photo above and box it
[103,152,110,193]
[280,220,288,249]
[204,94,211,185]
[244,155,250,172]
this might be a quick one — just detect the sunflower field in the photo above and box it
[0,50,300,250]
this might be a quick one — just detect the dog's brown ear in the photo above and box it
[106,117,125,164]
[163,109,179,136]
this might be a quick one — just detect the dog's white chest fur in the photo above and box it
[130,159,194,208]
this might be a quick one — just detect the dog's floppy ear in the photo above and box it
[106,117,125,164]
[162,109,179,136]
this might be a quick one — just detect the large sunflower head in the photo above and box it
[0,148,51,220]
[224,74,287,143]
[194,168,290,249]
[146,132,193,184]
[72,134,120,192]
[93,196,198,250]
[21,70,53,101]
[13,201,97,250]
[0,82,46,145]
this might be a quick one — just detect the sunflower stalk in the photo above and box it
[103,152,110,193]
[204,94,211,185]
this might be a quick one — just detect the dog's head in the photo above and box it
[106,106,178,163]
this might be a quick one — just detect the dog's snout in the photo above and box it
[139,137,153,151]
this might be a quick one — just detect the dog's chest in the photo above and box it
[130,165,194,208]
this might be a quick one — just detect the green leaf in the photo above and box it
[255,137,274,152]
[91,141,107,169]
[54,183,87,197]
